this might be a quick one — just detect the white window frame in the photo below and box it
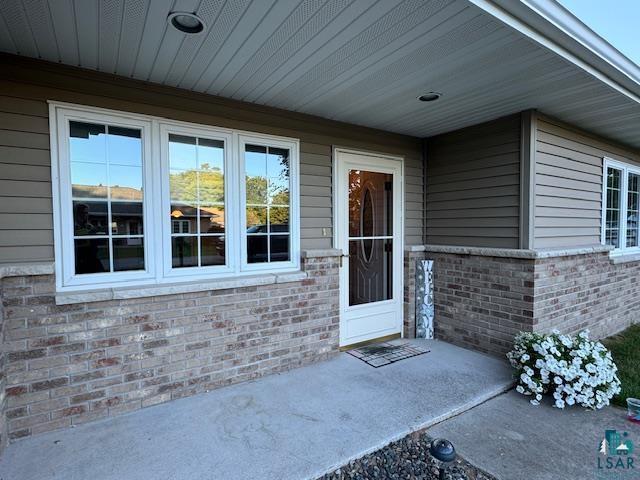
[601,157,640,256]
[50,102,300,292]
[51,105,157,290]
[238,133,300,273]
[159,122,237,281]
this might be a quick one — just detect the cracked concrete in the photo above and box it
[0,340,512,480]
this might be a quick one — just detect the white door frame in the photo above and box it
[333,147,404,347]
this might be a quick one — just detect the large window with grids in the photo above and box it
[240,136,293,268]
[52,104,299,291]
[602,158,640,253]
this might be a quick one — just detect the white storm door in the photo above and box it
[334,149,404,347]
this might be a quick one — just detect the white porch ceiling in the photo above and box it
[1,0,639,148]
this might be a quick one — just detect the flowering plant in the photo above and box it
[507,330,621,409]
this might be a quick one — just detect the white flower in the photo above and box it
[507,330,620,411]
[530,399,540,406]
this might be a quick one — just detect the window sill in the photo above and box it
[609,252,640,265]
[55,270,308,305]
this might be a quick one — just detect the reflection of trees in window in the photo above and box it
[245,144,290,263]
[169,166,224,202]
[168,134,226,268]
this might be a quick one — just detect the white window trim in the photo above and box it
[51,105,157,290]
[50,102,300,292]
[159,122,237,280]
[238,133,300,273]
[601,157,640,256]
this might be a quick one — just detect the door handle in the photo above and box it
[339,254,350,268]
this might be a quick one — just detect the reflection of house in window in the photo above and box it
[172,220,190,234]
[72,185,144,237]
[170,205,225,234]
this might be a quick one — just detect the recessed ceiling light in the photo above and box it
[418,92,442,102]
[168,12,205,34]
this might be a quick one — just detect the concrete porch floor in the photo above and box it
[429,390,640,480]
[0,340,513,480]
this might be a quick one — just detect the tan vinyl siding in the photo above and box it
[533,116,640,249]
[0,96,53,263]
[0,56,423,263]
[425,114,521,248]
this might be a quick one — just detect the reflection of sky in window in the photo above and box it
[71,162,107,187]
[107,129,142,166]
[168,135,224,172]
[169,139,197,171]
[70,128,106,164]
[198,139,224,171]
[267,149,288,178]
[246,149,288,178]
[69,124,142,166]
[246,150,267,177]
[110,165,143,191]
[70,122,143,192]
[70,162,142,192]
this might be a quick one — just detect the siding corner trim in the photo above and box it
[519,110,537,249]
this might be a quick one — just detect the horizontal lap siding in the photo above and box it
[425,114,521,248]
[0,59,424,263]
[534,117,640,249]
[0,97,53,263]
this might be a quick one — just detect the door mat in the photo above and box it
[346,342,429,368]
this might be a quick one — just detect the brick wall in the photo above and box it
[425,252,535,356]
[2,248,637,445]
[534,251,639,339]
[416,248,638,358]
[0,255,339,442]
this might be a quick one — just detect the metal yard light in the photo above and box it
[429,438,456,480]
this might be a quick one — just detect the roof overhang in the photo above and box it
[0,0,638,148]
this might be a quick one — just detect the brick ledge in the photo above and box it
[0,262,54,279]
[409,244,612,259]
[301,248,342,258]
[610,252,640,264]
[55,271,308,305]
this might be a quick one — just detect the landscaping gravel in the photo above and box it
[318,431,496,480]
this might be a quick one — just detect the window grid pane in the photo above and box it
[605,168,621,248]
[169,134,225,268]
[627,173,640,248]
[70,121,144,274]
[245,145,290,263]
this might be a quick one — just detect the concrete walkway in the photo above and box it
[0,340,512,480]
[429,390,640,480]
